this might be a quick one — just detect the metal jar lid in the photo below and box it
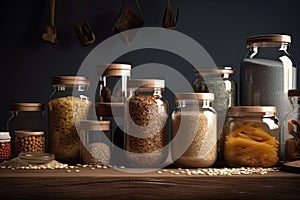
[195,66,234,75]
[288,90,300,97]
[175,93,214,101]
[52,76,90,86]
[98,64,131,77]
[127,79,165,89]
[0,132,11,141]
[247,34,291,46]
[95,102,124,117]
[229,106,276,114]
[10,103,44,112]
[79,120,111,131]
[15,130,45,137]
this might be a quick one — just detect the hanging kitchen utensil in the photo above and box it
[42,0,57,44]
[162,0,179,29]
[74,0,96,46]
[112,0,143,43]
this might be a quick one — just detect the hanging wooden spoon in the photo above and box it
[42,0,57,44]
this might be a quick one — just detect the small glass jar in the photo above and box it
[240,34,297,124]
[125,79,168,167]
[14,131,45,156]
[49,76,92,165]
[0,132,11,162]
[79,120,112,165]
[7,103,47,156]
[282,90,300,162]
[222,106,279,167]
[193,67,237,138]
[172,93,217,168]
[97,64,131,103]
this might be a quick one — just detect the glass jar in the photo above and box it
[282,90,300,162]
[97,64,131,103]
[193,67,237,138]
[7,103,47,156]
[49,76,92,165]
[125,79,168,167]
[222,106,279,167]
[0,132,11,162]
[79,120,112,165]
[240,34,296,124]
[172,93,217,168]
[14,131,45,156]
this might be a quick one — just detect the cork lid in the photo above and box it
[98,64,131,77]
[288,90,300,97]
[79,120,111,131]
[10,103,44,112]
[195,67,234,75]
[175,93,214,101]
[247,34,291,45]
[127,79,165,89]
[52,76,90,86]
[15,130,45,137]
[229,106,276,114]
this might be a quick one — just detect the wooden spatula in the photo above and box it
[42,0,57,44]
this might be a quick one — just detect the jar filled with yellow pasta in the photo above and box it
[221,106,279,167]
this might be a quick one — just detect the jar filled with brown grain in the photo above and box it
[49,76,92,165]
[125,79,168,167]
[221,106,279,167]
[14,130,45,156]
[172,93,217,168]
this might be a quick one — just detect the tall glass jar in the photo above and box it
[282,90,300,162]
[193,67,237,139]
[221,106,279,167]
[49,76,92,165]
[7,103,47,157]
[97,64,131,103]
[125,79,168,167]
[172,93,217,168]
[240,34,296,124]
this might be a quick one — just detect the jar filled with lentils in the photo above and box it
[0,132,11,162]
[49,76,92,165]
[172,93,217,168]
[14,130,45,156]
[125,79,168,167]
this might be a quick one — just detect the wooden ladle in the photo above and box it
[42,0,57,44]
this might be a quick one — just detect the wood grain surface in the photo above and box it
[0,168,300,199]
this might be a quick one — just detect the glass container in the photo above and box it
[0,132,11,162]
[14,131,45,156]
[172,93,217,168]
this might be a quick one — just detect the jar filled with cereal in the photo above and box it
[49,76,92,165]
[125,79,168,167]
[172,93,217,168]
[221,106,279,167]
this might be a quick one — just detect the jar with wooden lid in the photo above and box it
[282,90,300,162]
[221,106,279,167]
[79,120,112,165]
[97,64,131,103]
[14,131,45,156]
[172,93,217,168]
[7,103,47,156]
[125,79,168,167]
[49,76,92,164]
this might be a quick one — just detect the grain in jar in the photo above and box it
[125,79,168,167]
[14,131,45,156]
[172,93,217,168]
[49,76,92,165]
[221,106,279,167]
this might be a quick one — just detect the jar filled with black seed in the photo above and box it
[125,79,168,167]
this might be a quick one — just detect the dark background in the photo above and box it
[1,0,300,129]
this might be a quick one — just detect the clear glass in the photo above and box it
[282,96,300,161]
[240,42,296,124]
[0,140,11,162]
[172,98,217,168]
[14,133,45,156]
[125,87,168,167]
[7,109,47,157]
[221,109,279,167]
[49,85,92,165]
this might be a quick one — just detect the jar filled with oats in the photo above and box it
[125,79,168,167]
[172,93,217,168]
[79,120,112,165]
[49,76,92,165]
[221,106,279,167]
